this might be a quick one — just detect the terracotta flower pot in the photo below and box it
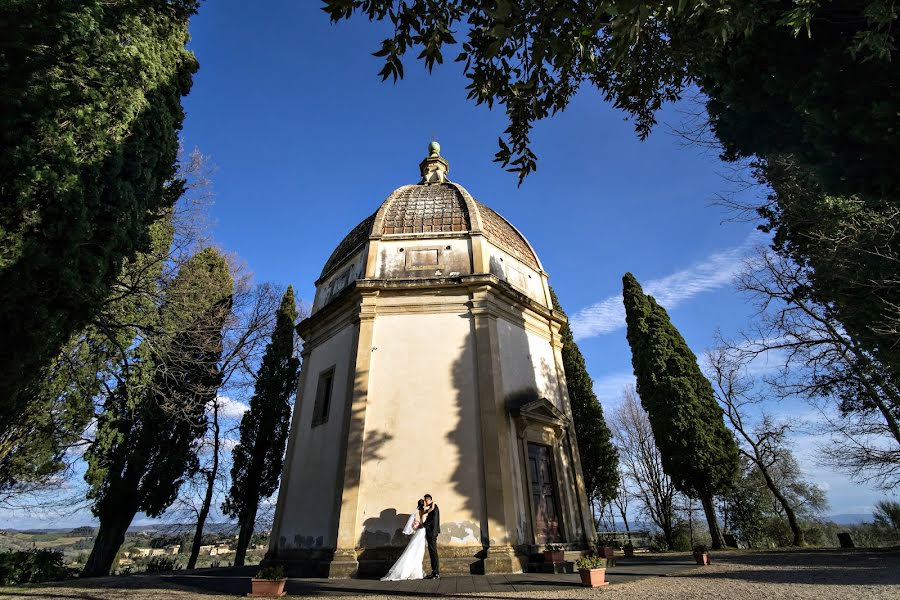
[623,546,634,557]
[599,546,616,566]
[693,552,711,566]
[543,550,565,563]
[579,567,609,587]
[248,578,286,597]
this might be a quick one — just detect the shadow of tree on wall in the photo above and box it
[444,314,482,544]
[319,339,394,553]
[443,287,558,573]
[360,508,412,548]
[350,278,571,576]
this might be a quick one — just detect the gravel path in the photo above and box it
[1,549,897,600]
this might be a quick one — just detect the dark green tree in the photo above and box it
[621,273,739,549]
[0,0,199,453]
[222,287,300,567]
[549,287,619,510]
[722,459,768,549]
[83,247,232,577]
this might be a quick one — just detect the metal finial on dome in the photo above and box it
[419,140,449,184]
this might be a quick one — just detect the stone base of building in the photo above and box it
[262,548,354,578]
[264,545,529,579]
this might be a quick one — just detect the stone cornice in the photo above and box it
[298,274,567,347]
[297,285,374,346]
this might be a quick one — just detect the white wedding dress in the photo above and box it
[380,510,426,581]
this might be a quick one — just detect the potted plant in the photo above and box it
[692,544,711,566]
[575,555,609,587]
[623,542,634,557]
[249,565,286,597]
[542,543,565,563]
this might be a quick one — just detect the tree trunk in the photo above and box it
[756,462,805,546]
[655,501,675,548]
[187,401,220,569]
[699,493,725,550]
[662,523,675,549]
[82,506,137,577]
[590,497,601,533]
[618,506,631,543]
[233,501,259,567]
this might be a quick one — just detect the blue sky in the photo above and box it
[3,1,885,529]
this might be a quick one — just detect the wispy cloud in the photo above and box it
[570,232,763,341]
[593,370,636,403]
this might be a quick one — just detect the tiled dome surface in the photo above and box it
[381,184,470,235]
[320,213,376,278]
[474,199,538,271]
[320,183,539,278]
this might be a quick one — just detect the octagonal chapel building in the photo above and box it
[268,143,596,578]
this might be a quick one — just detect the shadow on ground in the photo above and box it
[696,549,900,586]
[3,550,898,599]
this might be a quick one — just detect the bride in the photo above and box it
[381,499,428,581]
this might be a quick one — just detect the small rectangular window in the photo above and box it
[312,367,335,427]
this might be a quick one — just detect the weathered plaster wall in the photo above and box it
[357,308,484,548]
[496,318,562,408]
[483,240,546,306]
[373,237,473,280]
[495,315,568,545]
[313,248,367,314]
[275,324,356,551]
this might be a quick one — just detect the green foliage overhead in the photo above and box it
[549,287,619,505]
[223,286,299,564]
[621,273,738,499]
[0,0,199,437]
[323,1,898,196]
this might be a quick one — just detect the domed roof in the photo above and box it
[320,151,541,280]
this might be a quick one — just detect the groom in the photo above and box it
[422,493,440,579]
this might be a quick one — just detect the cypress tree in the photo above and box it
[0,0,199,450]
[621,273,738,549]
[549,287,619,509]
[223,287,300,567]
[83,247,233,577]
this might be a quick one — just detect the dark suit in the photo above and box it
[422,504,440,575]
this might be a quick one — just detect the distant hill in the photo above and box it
[827,513,873,525]
[3,521,238,535]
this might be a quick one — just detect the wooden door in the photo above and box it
[528,442,561,544]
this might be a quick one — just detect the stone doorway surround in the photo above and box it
[513,398,583,551]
